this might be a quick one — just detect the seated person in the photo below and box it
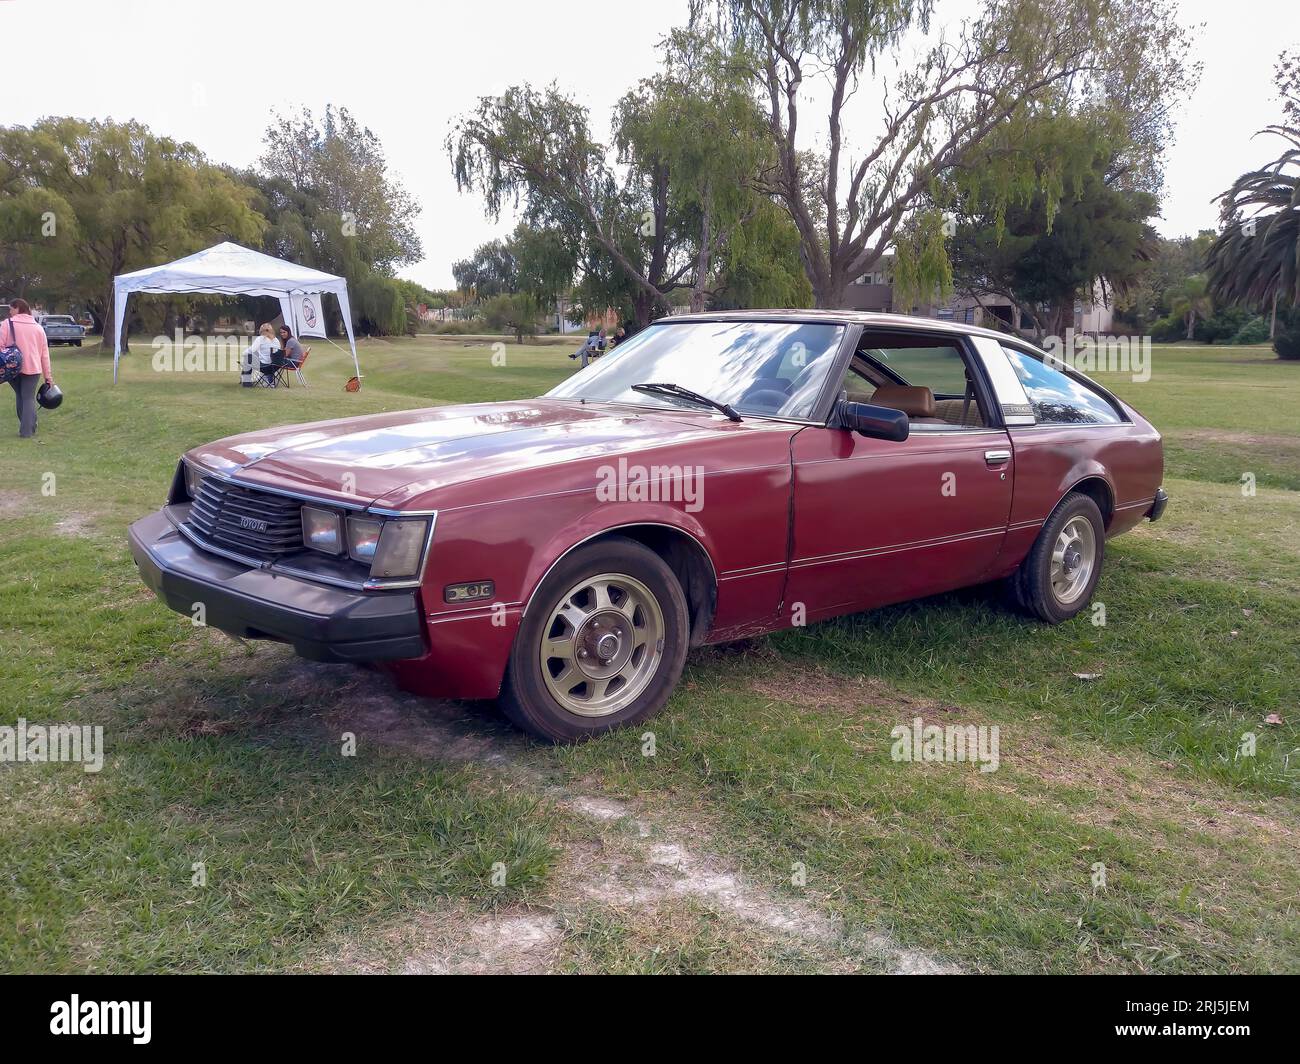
[243,324,279,387]
[569,328,607,368]
[277,326,305,369]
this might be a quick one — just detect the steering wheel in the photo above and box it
[770,358,830,416]
[743,388,790,413]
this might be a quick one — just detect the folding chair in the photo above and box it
[289,347,310,389]
[257,361,285,387]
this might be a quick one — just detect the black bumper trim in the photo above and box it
[128,508,426,663]
[1148,487,1169,523]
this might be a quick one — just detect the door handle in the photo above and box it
[984,449,1011,466]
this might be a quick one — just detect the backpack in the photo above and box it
[0,319,23,385]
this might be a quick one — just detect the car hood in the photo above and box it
[187,399,770,510]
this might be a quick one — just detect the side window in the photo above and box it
[871,345,969,395]
[1001,347,1122,425]
[842,334,988,429]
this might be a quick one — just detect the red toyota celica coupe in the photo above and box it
[130,312,1166,741]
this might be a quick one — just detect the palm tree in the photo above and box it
[1168,273,1213,341]
[1207,126,1300,314]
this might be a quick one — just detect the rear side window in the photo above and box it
[1001,347,1122,425]
[868,344,969,395]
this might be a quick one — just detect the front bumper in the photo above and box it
[128,508,427,663]
[1147,487,1169,523]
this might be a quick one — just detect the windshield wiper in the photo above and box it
[631,382,743,422]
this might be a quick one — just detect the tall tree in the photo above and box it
[1169,273,1213,340]
[701,0,1192,307]
[253,106,422,335]
[614,30,774,312]
[482,292,542,343]
[1206,53,1300,316]
[948,173,1157,338]
[0,118,264,347]
[943,107,1167,336]
[452,238,519,299]
[448,30,776,325]
[258,105,421,272]
[511,222,578,309]
[1206,132,1300,313]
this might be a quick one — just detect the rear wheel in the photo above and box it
[1009,491,1105,623]
[500,536,689,742]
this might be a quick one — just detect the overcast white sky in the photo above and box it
[2,0,1294,288]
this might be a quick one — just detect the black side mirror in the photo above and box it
[837,400,910,442]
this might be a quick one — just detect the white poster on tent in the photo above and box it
[294,294,327,338]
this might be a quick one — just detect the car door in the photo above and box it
[784,328,1014,621]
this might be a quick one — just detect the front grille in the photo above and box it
[184,479,304,560]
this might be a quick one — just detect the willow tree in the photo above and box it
[700,0,1193,308]
[0,117,264,346]
[448,30,780,325]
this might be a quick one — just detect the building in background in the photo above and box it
[841,255,1113,336]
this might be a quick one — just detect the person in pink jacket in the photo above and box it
[3,298,54,438]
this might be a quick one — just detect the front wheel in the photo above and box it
[1009,491,1106,623]
[500,536,689,742]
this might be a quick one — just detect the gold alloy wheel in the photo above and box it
[1050,515,1097,605]
[538,572,666,717]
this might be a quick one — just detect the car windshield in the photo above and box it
[546,320,846,420]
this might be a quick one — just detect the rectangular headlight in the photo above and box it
[183,462,205,501]
[346,516,384,564]
[301,506,344,555]
[369,519,429,579]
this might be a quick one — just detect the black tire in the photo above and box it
[1008,491,1106,623]
[500,536,690,742]
[73,339,82,347]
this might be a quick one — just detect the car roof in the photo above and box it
[658,309,1039,349]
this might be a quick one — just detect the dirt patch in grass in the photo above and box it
[745,661,1298,847]
[315,795,934,975]
[0,490,30,518]
[1178,429,1300,449]
[319,905,562,974]
[53,513,97,538]
[0,769,100,827]
[322,676,524,766]
[298,667,957,974]
[749,665,966,719]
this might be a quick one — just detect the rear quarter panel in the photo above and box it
[992,409,1163,578]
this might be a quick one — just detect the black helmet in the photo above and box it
[37,382,63,409]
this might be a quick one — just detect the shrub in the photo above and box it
[1151,313,1185,343]
[1198,307,1253,344]
[431,320,477,335]
[1274,307,1300,360]
[1229,316,1270,345]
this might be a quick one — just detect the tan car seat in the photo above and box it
[869,385,946,425]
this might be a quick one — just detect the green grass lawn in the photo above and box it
[0,335,1296,973]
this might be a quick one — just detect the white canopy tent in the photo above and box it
[111,242,361,383]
